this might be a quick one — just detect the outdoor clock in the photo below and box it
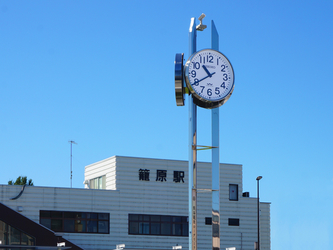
[184,49,234,109]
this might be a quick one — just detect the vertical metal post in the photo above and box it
[256,176,262,250]
[257,180,260,250]
[188,17,197,250]
[211,20,220,250]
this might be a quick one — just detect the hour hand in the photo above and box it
[202,65,213,77]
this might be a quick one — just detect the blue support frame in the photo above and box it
[211,20,220,250]
[188,18,220,250]
[188,17,197,250]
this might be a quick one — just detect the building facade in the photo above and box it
[0,156,270,250]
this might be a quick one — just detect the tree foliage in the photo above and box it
[8,176,34,186]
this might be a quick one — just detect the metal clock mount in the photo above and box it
[174,53,185,106]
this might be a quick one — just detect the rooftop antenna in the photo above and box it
[69,140,77,188]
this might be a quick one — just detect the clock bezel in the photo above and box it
[184,49,234,109]
[174,53,185,106]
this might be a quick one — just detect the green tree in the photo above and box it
[8,176,34,186]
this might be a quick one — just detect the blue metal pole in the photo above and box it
[211,20,220,250]
[188,17,197,250]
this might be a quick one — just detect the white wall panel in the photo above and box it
[0,156,270,250]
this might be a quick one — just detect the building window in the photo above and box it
[205,217,212,225]
[228,218,240,226]
[0,220,35,246]
[40,211,109,234]
[229,184,238,201]
[90,175,106,189]
[128,214,188,237]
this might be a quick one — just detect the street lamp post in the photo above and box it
[256,176,262,250]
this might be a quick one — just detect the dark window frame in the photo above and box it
[0,219,36,246]
[128,214,188,237]
[39,211,109,234]
[228,218,240,226]
[205,217,212,225]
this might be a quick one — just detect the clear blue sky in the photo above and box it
[1,1,332,249]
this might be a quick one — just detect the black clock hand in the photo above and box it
[202,65,213,77]
[192,72,216,85]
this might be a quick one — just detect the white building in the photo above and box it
[0,156,270,250]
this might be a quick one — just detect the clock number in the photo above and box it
[223,73,228,81]
[207,55,213,63]
[215,87,220,95]
[221,82,225,89]
[200,86,205,93]
[192,62,200,69]
[192,78,199,86]
[191,70,196,78]
[221,65,226,72]
[207,88,212,96]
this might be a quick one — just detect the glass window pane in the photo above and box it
[75,220,86,233]
[40,211,50,217]
[98,177,103,189]
[90,179,95,189]
[151,215,160,222]
[40,211,110,234]
[161,216,171,222]
[139,222,149,234]
[172,224,182,236]
[88,213,98,219]
[0,220,6,245]
[143,215,149,221]
[229,184,238,201]
[51,219,63,231]
[172,216,181,222]
[50,211,63,218]
[75,212,83,218]
[94,178,99,189]
[40,218,51,229]
[22,233,30,245]
[182,223,189,236]
[228,218,240,226]
[98,221,108,233]
[64,212,75,218]
[161,223,171,235]
[129,222,139,234]
[8,225,21,245]
[87,221,97,232]
[129,214,138,221]
[151,223,160,235]
[102,175,106,189]
[98,213,108,220]
[64,219,75,232]
[26,234,35,246]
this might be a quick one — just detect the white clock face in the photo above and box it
[185,49,234,103]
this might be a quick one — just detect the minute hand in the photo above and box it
[193,72,216,85]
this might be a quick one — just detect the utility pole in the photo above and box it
[69,140,77,188]
[256,176,263,250]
